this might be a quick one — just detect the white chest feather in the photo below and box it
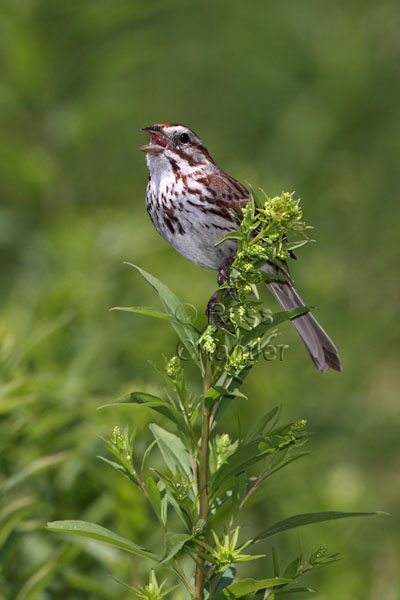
[144,156,236,270]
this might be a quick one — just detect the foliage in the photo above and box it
[48,195,379,599]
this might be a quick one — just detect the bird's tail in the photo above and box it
[262,265,342,373]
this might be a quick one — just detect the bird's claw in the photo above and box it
[217,256,239,302]
[217,256,234,286]
[205,257,237,333]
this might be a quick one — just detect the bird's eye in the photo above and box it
[178,132,190,144]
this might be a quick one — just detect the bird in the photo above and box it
[140,123,342,373]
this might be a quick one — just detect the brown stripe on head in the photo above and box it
[172,143,215,167]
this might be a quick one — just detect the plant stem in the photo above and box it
[194,359,212,600]
[131,458,148,498]
[190,453,199,498]
[199,401,210,526]
[174,558,194,595]
[239,469,265,509]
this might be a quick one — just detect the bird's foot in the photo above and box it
[206,290,219,323]
[217,256,234,286]
[217,256,238,302]
[205,257,238,332]
[206,294,234,334]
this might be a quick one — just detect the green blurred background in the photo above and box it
[1,0,399,598]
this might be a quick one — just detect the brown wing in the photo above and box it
[195,171,250,221]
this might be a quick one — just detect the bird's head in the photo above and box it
[139,124,214,173]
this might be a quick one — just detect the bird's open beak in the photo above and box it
[139,126,168,154]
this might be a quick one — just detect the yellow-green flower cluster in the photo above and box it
[111,426,124,452]
[171,471,193,502]
[227,191,309,305]
[226,336,264,375]
[233,245,270,286]
[165,355,180,378]
[234,281,253,299]
[288,418,307,436]
[226,349,253,376]
[199,325,217,355]
[262,192,303,230]
[312,544,329,561]
[229,304,246,323]
[229,304,264,331]
[215,433,238,468]
[111,425,131,461]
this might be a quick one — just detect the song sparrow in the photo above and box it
[140,123,342,373]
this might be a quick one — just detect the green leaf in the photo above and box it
[112,575,179,599]
[126,263,200,366]
[213,577,294,600]
[0,497,36,547]
[211,386,248,400]
[146,477,162,520]
[97,456,139,487]
[272,307,310,326]
[149,424,193,479]
[205,386,248,413]
[161,493,168,526]
[141,439,158,476]
[275,587,317,595]
[46,520,158,561]
[245,406,280,443]
[260,272,289,284]
[161,531,194,563]
[64,571,118,600]
[152,468,192,529]
[212,566,236,594]
[211,434,289,492]
[110,576,137,596]
[283,557,300,579]
[15,546,72,600]
[100,392,187,432]
[110,306,181,323]
[215,231,245,246]
[272,547,280,578]
[252,511,382,543]
[161,487,192,531]
[231,472,247,518]
[100,436,142,489]
[3,452,69,493]
[285,239,310,252]
[261,452,309,481]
